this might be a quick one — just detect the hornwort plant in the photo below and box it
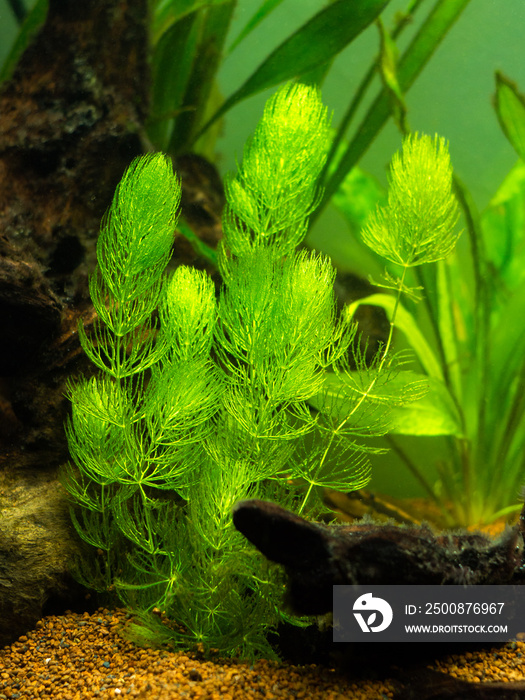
[62,83,423,658]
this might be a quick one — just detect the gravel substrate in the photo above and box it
[431,642,525,683]
[0,608,394,699]
[2,607,525,699]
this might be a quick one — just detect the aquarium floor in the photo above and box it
[1,607,525,700]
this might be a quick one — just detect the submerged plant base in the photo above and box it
[325,489,521,536]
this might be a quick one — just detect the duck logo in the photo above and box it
[353,592,393,633]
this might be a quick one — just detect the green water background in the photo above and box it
[1,0,523,209]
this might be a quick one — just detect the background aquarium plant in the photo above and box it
[327,91,525,529]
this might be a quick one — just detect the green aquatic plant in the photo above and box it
[329,74,525,528]
[357,132,460,372]
[361,133,459,269]
[62,83,397,657]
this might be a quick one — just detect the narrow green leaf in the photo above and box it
[489,277,525,413]
[436,259,462,403]
[346,293,444,380]
[7,0,26,23]
[321,0,428,188]
[482,161,525,290]
[378,18,401,99]
[377,18,408,132]
[494,72,525,162]
[321,0,471,209]
[148,11,200,150]
[200,0,390,135]
[176,221,218,265]
[169,1,236,153]
[0,0,48,84]
[387,373,463,436]
[151,0,210,45]
[228,0,285,53]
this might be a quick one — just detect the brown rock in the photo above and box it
[0,468,83,647]
[0,0,150,645]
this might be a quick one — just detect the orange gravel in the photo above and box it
[431,641,525,684]
[0,608,395,699]
[3,606,525,699]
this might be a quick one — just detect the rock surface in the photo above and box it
[0,468,85,647]
[0,0,149,647]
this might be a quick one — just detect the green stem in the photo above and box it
[434,454,465,524]
[316,0,472,219]
[488,358,525,504]
[384,434,446,509]
[321,0,427,184]
[452,178,491,519]
[414,265,448,376]
[299,264,409,515]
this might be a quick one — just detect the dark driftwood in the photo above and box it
[235,500,525,694]
[233,499,525,616]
